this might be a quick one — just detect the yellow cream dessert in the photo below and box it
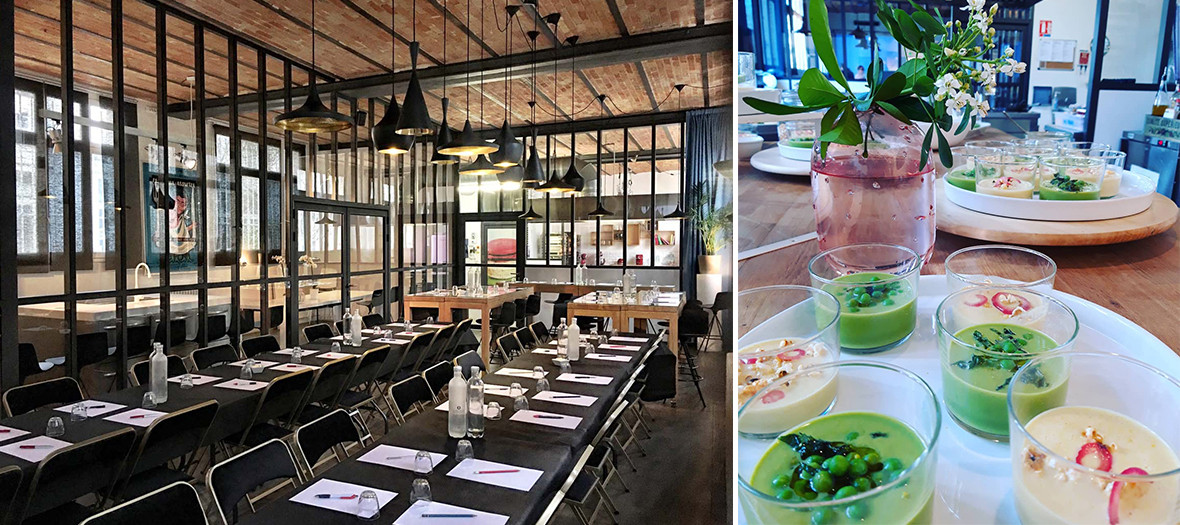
[738,338,837,436]
[977,177,1035,199]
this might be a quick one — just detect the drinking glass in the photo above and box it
[1019,130,1072,144]
[808,243,920,353]
[551,278,558,284]
[179,373,194,390]
[1084,149,1127,198]
[240,359,255,380]
[975,154,1039,183]
[1059,141,1110,156]
[426,316,435,325]
[290,346,303,364]
[587,278,595,286]
[142,391,157,409]
[945,245,1056,292]
[485,402,503,420]
[1040,156,1105,200]
[456,439,475,462]
[738,362,940,525]
[46,416,65,437]
[1009,353,1180,524]
[936,287,1078,440]
[737,285,840,438]
[508,383,523,398]
[69,402,88,422]
[331,342,342,354]
[357,490,380,521]
[414,450,434,476]
[410,478,432,503]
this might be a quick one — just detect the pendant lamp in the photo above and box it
[535,16,573,194]
[559,36,584,193]
[438,0,499,156]
[459,154,502,176]
[520,29,546,187]
[371,0,414,155]
[490,6,523,167]
[394,0,432,136]
[587,131,613,218]
[497,165,523,191]
[663,84,688,220]
[522,134,546,186]
[276,0,353,133]
[431,0,460,164]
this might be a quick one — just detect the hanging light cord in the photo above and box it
[504,9,512,122]
[465,0,472,121]
[441,0,448,101]
[478,0,486,128]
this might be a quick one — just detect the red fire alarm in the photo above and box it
[1038,20,1052,37]
[1079,50,1090,66]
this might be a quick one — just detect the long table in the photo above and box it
[565,292,686,355]
[239,333,656,524]
[403,287,533,364]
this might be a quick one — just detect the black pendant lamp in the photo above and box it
[519,203,543,220]
[587,131,613,218]
[663,84,688,220]
[490,6,523,168]
[459,154,501,176]
[535,16,573,194]
[275,0,353,133]
[371,0,414,155]
[438,0,499,156]
[430,0,460,165]
[559,36,584,193]
[520,29,545,187]
[394,0,432,136]
[498,164,523,191]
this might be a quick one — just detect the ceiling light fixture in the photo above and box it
[663,84,688,220]
[431,0,460,165]
[490,6,524,168]
[275,0,353,133]
[438,0,499,156]
[560,35,584,193]
[394,0,433,135]
[587,133,614,218]
[520,27,546,187]
[371,0,415,155]
[535,14,574,194]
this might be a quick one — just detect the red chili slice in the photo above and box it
[1076,442,1114,472]
[760,389,785,404]
[1108,467,1149,525]
[963,293,988,307]
[992,292,1033,316]
[776,349,807,361]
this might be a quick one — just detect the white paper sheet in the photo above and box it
[289,478,397,519]
[584,353,631,363]
[0,435,71,462]
[373,338,413,345]
[396,331,426,337]
[214,379,269,391]
[330,336,368,342]
[555,373,611,385]
[483,384,525,398]
[609,336,648,343]
[229,359,280,370]
[54,400,125,417]
[531,391,598,407]
[361,329,382,335]
[271,363,320,373]
[531,348,557,355]
[509,409,582,429]
[104,408,167,427]
[597,344,641,351]
[167,374,221,386]
[420,324,450,329]
[356,444,448,472]
[494,367,542,378]
[393,500,508,525]
[315,352,354,360]
[0,426,30,443]
[434,401,449,411]
[274,348,321,357]
[446,458,542,492]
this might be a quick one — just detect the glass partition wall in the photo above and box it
[1,0,452,391]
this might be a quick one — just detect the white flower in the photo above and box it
[969,93,991,118]
[962,0,986,12]
[934,74,962,101]
[975,63,997,87]
[944,47,958,57]
[945,91,972,112]
[1004,46,1015,57]
[999,58,1027,75]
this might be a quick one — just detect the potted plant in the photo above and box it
[688,176,733,276]
[744,0,1027,262]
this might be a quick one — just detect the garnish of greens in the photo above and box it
[952,327,1049,391]
[741,0,1028,170]
[837,275,903,312]
[1046,173,1090,192]
[769,433,909,522]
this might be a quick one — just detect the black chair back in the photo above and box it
[410,307,439,321]
[294,409,361,473]
[302,323,335,343]
[679,304,711,340]
[17,343,40,384]
[154,318,187,348]
[207,439,301,525]
[237,370,314,445]
[362,314,384,328]
[333,320,345,335]
[127,324,154,359]
[76,331,110,369]
[711,291,732,312]
[131,355,189,386]
[3,377,84,417]
[387,375,433,419]
[200,314,228,344]
[421,361,452,401]
[240,335,281,358]
[348,347,390,391]
[398,332,439,376]
[497,333,524,359]
[304,356,358,410]
[525,294,542,316]
[424,324,455,364]
[266,305,284,331]
[191,344,240,371]
[529,321,550,343]
[445,318,474,358]
[516,326,537,349]
[494,302,517,327]
[82,482,207,525]
[121,401,218,488]
[236,309,257,337]
[556,293,574,303]
[640,342,677,402]
[454,350,485,380]
[0,466,22,525]
[18,428,136,521]
[513,298,527,325]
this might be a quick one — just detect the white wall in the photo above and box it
[1028,0,1098,108]
[1091,90,1156,148]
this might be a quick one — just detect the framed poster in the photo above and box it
[143,163,199,272]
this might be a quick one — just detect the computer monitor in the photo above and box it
[1032,86,1052,106]
[1053,87,1077,108]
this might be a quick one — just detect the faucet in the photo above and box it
[134,263,152,301]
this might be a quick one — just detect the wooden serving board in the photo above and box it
[936,184,1179,246]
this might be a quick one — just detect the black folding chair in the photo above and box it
[82,482,207,525]
[453,350,485,380]
[0,466,23,525]
[386,375,434,424]
[126,324,154,360]
[423,324,456,364]
[115,401,218,501]
[515,326,538,350]
[240,335,281,358]
[129,355,189,387]
[335,347,392,437]
[394,332,438,379]
[15,428,137,523]
[196,314,228,345]
[153,318,187,349]
[524,293,542,322]
[189,344,240,371]
[302,323,335,343]
[362,313,384,328]
[421,361,452,403]
[2,377,84,417]
[207,439,303,525]
[494,333,523,364]
[295,355,359,424]
[444,318,475,359]
[529,321,551,344]
[225,370,315,449]
[294,409,363,476]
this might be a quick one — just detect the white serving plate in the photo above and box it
[916,120,992,148]
[749,147,810,176]
[943,170,1156,221]
[776,140,813,161]
[738,274,1177,525]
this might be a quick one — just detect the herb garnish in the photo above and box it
[952,327,1049,391]
[1046,173,1089,192]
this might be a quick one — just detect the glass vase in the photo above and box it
[811,109,936,263]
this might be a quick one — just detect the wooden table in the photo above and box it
[507,281,664,295]
[565,292,687,355]
[738,130,1180,350]
[403,287,533,364]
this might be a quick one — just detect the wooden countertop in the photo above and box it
[738,129,1180,351]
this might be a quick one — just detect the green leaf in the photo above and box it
[936,127,953,168]
[955,113,972,134]
[919,127,934,170]
[912,76,935,97]
[809,0,850,92]
[876,100,912,125]
[820,104,863,146]
[893,9,923,48]
[875,72,907,101]
[888,96,933,123]
[742,97,823,115]
[819,104,843,136]
[911,9,945,36]
[798,69,848,107]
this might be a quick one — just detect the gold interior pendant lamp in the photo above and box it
[370,0,414,155]
[438,0,499,156]
[275,0,354,133]
[459,0,503,176]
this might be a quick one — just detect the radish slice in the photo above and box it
[963,293,988,307]
[1076,442,1114,472]
[1108,467,1149,525]
[760,389,785,404]
[992,292,1033,316]
[776,349,807,361]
